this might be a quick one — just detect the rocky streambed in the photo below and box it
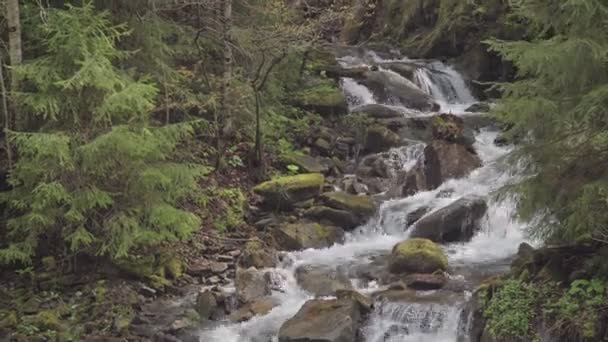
[147,48,531,342]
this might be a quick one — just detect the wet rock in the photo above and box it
[303,206,361,230]
[210,262,229,274]
[360,69,438,111]
[364,125,402,153]
[325,65,369,79]
[335,289,373,313]
[320,191,376,220]
[273,221,345,251]
[430,114,475,147]
[351,103,406,119]
[409,197,488,243]
[229,297,279,322]
[406,206,430,227]
[253,173,324,210]
[403,141,482,193]
[195,290,218,320]
[379,61,418,81]
[404,273,447,290]
[292,83,348,116]
[278,295,367,342]
[238,241,277,269]
[235,267,272,303]
[295,265,353,296]
[465,102,491,113]
[282,153,327,174]
[389,238,448,274]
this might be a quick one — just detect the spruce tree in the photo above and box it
[487,0,608,242]
[0,2,202,264]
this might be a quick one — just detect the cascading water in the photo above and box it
[198,51,530,342]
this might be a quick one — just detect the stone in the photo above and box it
[278,296,366,342]
[430,114,475,146]
[303,206,361,230]
[350,103,407,119]
[320,191,376,219]
[335,289,373,313]
[404,273,447,290]
[282,153,327,174]
[186,260,212,276]
[238,241,277,269]
[314,138,332,154]
[364,125,402,153]
[409,197,488,243]
[196,290,218,320]
[210,262,229,274]
[229,297,279,322]
[253,173,325,210]
[403,141,482,193]
[295,265,353,297]
[465,102,491,113]
[389,238,448,274]
[292,83,348,116]
[235,267,271,303]
[273,221,345,251]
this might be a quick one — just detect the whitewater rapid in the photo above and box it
[198,49,530,342]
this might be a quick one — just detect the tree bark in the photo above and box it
[215,0,233,170]
[0,59,11,167]
[6,0,22,72]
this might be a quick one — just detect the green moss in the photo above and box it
[292,83,348,116]
[114,255,156,279]
[313,223,331,239]
[253,173,324,209]
[321,192,376,216]
[0,310,18,329]
[165,257,184,280]
[391,238,448,272]
[281,153,325,174]
[149,274,171,291]
[42,256,57,271]
[34,310,63,331]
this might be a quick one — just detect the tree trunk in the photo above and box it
[6,0,22,74]
[215,0,233,170]
[0,59,11,167]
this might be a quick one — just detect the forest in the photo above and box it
[0,0,607,341]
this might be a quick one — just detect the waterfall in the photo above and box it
[198,49,529,342]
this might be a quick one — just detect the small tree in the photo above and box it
[0,2,203,265]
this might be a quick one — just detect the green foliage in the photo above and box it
[487,0,608,242]
[196,186,246,232]
[483,279,539,339]
[545,279,607,338]
[0,2,202,265]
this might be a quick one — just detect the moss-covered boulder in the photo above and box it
[253,173,324,210]
[389,238,448,274]
[292,83,348,116]
[364,125,402,153]
[281,153,327,174]
[273,221,345,251]
[320,191,377,222]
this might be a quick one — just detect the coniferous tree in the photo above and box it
[488,0,608,242]
[0,2,203,264]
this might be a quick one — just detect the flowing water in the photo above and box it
[198,51,530,342]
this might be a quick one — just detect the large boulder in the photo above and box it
[430,114,475,147]
[273,222,345,251]
[320,191,376,219]
[278,294,370,342]
[282,153,327,174]
[235,267,272,303]
[403,141,482,194]
[409,197,488,243]
[238,241,277,269]
[253,173,324,210]
[295,265,353,297]
[364,125,402,153]
[303,206,361,230]
[292,84,348,116]
[389,238,448,274]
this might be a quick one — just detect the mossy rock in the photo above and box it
[320,192,376,218]
[282,153,327,174]
[292,83,348,116]
[114,255,156,279]
[274,222,345,251]
[238,241,277,269]
[253,173,325,210]
[303,205,361,230]
[389,238,448,274]
[164,257,184,280]
[364,125,402,153]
